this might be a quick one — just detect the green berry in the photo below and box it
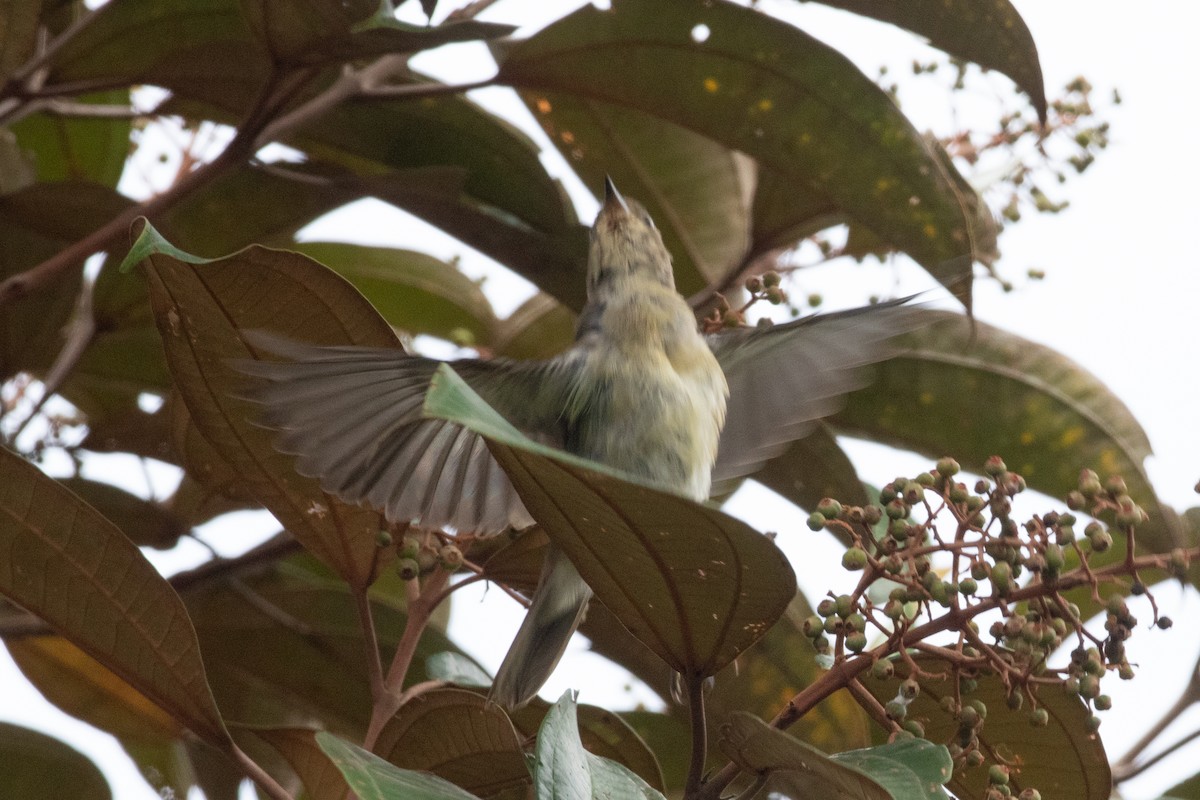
[936,457,961,477]
[988,765,1009,786]
[846,632,868,652]
[1085,715,1102,733]
[439,544,464,569]
[376,529,393,547]
[817,497,842,518]
[817,598,836,617]
[1094,694,1112,711]
[885,699,908,720]
[1029,708,1049,727]
[802,615,825,637]
[873,660,895,680]
[397,557,420,581]
[807,511,827,531]
[842,547,868,571]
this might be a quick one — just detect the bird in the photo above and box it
[237,177,916,709]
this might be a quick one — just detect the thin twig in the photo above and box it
[1115,727,1200,783]
[363,567,451,749]
[354,587,386,703]
[231,743,294,800]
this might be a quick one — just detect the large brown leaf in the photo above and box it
[0,447,229,745]
[127,220,395,586]
[498,0,989,306]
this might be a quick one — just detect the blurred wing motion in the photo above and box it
[235,331,572,534]
[708,299,921,491]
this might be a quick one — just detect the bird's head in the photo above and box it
[586,177,674,296]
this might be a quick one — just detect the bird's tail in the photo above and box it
[491,546,592,709]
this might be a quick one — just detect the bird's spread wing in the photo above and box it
[707,299,920,490]
[234,331,573,534]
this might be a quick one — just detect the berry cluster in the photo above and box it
[795,456,1189,798]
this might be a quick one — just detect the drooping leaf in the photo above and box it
[718,712,896,799]
[807,0,1047,122]
[292,241,498,347]
[129,220,394,586]
[424,366,797,679]
[533,691,666,800]
[374,688,530,799]
[833,310,1179,554]
[317,731,484,800]
[511,700,666,793]
[748,167,842,258]
[9,89,132,186]
[516,89,756,294]
[0,447,230,746]
[1164,771,1200,800]
[498,0,989,306]
[860,653,1110,799]
[0,722,112,800]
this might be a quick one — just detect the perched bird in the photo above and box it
[239,178,914,708]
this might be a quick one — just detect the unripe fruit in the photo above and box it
[397,558,420,581]
[842,547,868,570]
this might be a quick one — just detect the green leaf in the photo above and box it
[0,722,111,800]
[0,182,130,380]
[619,711,691,792]
[9,90,132,186]
[498,0,990,306]
[425,652,493,688]
[533,691,666,800]
[424,365,797,678]
[860,653,1110,799]
[45,0,267,98]
[316,731,484,800]
[748,167,841,257]
[241,0,513,64]
[831,740,953,800]
[374,688,530,798]
[292,241,498,347]
[511,700,666,794]
[130,220,395,586]
[0,446,230,746]
[718,712,898,799]
[516,89,755,294]
[808,0,1047,122]
[832,310,1179,555]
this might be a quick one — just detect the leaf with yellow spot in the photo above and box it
[834,310,1179,559]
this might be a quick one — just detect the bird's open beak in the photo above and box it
[604,176,629,214]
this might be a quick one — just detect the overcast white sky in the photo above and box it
[2,2,1198,798]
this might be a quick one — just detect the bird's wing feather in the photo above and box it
[235,331,573,534]
[708,299,920,491]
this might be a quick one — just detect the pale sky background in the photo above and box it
[2,1,1198,798]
